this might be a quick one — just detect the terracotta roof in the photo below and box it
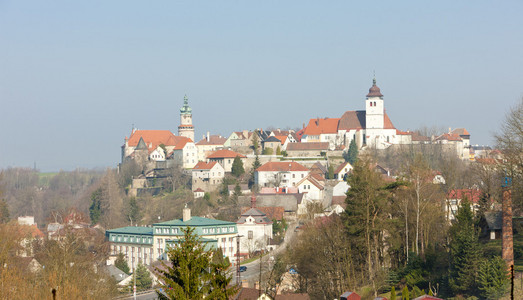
[193,188,205,192]
[303,118,340,135]
[450,128,470,136]
[259,187,299,194]
[366,78,383,98]
[334,162,352,174]
[310,173,325,182]
[192,161,218,170]
[447,189,482,203]
[410,131,431,141]
[435,133,463,142]
[207,149,246,159]
[232,287,260,300]
[172,136,193,150]
[127,130,177,149]
[195,135,226,146]
[273,135,288,144]
[275,294,310,300]
[396,129,411,135]
[286,142,329,151]
[383,113,396,129]
[257,206,285,221]
[256,161,309,172]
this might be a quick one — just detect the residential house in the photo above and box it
[262,136,283,154]
[255,162,310,188]
[193,188,205,199]
[340,291,361,300]
[237,196,273,253]
[301,117,340,148]
[195,133,227,161]
[192,161,225,192]
[445,189,482,221]
[296,175,325,201]
[207,149,247,172]
[169,136,197,168]
[334,162,353,181]
[106,207,239,268]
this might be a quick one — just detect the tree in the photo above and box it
[126,197,140,226]
[262,148,273,155]
[249,155,262,188]
[390,286,396,300]
[276,146,281,155]
[477,256,509,299]
[252,130,260,154]
[327,164,334,179]
[344,139,358,165]
[231,156,245,178]
[156,227,237,299]
[343,156,390,296]
[132,263,153,291]
[0,199,9,224]
[89,187,103,224]
[115,252,130,274]
[495,98,523,213]
[401,286,410,300]
[449,198,482,297]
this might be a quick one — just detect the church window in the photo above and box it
[374,101,376,106]
[370,102,373,107]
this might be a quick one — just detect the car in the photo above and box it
[239,266,247,272]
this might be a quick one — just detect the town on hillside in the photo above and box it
[2,79,520,300]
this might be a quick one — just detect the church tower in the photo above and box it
[365,77,384,129]
[178,95,195,141]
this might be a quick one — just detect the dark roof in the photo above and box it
[106,226,153,235]
[237,208,272,224]
[338,111,366,130]
[135,137,148,150]
[485,211,502,230]
[366,78,383,98]
[264,136,282,143]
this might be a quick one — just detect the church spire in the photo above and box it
[180,94,192,114]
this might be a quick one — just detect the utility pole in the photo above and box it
[236,234,243,286]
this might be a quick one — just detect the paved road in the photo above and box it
[119,290,159,300]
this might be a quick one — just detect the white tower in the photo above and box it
[365,78,384,129]
[178,95,195,141]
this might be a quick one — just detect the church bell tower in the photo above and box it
[365,77,384,130]
[178,95,195,141]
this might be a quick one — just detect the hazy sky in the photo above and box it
[1,1,522,172]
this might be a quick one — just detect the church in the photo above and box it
[301,78,415,150]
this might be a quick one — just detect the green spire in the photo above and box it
[180,94,192,114]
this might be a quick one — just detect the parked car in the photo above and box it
[239,266,247,272]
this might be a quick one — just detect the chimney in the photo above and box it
[243,130,248,139]
[182,204,191,222]
[207,131,210,142]
[251,195,256,209]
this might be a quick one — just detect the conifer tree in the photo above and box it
[231,156,245,178]
[449,198,482,297]
[131,263,152,291]
[390,286,396,300]
[344,139,358,165]
[115,252,130,274]
[156,227,237,299]
[401,286,409,300]
[477,256,509,299]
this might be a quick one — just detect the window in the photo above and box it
[222,238,226,242]
[248,230,253,239]
[229,237,234,242]
[203,228,208,234]
[293,174,295,178]
[210,228,215,233]
[230,247,234,253]
[229,226,234,232]
[301,174,304,178]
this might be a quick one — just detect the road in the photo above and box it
[118,290,159,300]
[234,220,298,283]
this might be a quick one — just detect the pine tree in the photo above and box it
[115,253,130,274]
[131,263,152,291]
[328,165,334,179]
[89,188,103,224]
[477,256,509,299]
[249,155,262,188]
[344,139,358,165]
[390,286,396,300]
[401,286,409,300]
[156,227,237,299]
[231,156,245,178]
[276,146,281,155]
[449,198,482,297]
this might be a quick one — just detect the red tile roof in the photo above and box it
[286,142,329,151]
[450,128,470,136]
[193,188,205,192]
[303,118,340,135]
[242,206,285,221]
[273,135,288,144]
[192,161,218,170]
[447,189,482,203]
[172,136,193,150]
[207,149,246,159]
[334,162,352,174]
[256,161,309,172]
[297,175,325,190]
[435,133,463,142]
[127,130,177,148]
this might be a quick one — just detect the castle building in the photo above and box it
[178,95,195,142]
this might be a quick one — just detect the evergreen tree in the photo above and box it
[126,197,140,226]
[276,146,281,155]
[344,139,358,165]
[0,198,9,223]
[89,188,103,224]
[115,253,130,274]
[252,130,260,154]
[401,286,409,300]
[390,286,396,300]
[231,156,245,178]
[328,164,334,179]
[131,263,152,291]
[156,227,237,299]
[477,256,509,299]
[249,155,262,188]
[449,198,482,297]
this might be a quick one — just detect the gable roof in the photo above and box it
[338,111,395,130]
[237,208,272,224]
[155,216,236,227]
[192,161,219,171]
[196,135,227,146]
[451,128,470,137]
[303,118,340,135]
[128,130,177,148]
[172,136,193,150]
[264,136,282,143]
[256,161,309,172]
[273,135,288,144]
[207,149,246,159]
[296,175,325,190]
[335,162,353,174]
[447,189,482,203]
[286,142,329,151]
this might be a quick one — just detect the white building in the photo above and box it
[255,161,310,188]
[237,196,273,253]
[191,161,225,186]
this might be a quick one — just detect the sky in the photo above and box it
[1,1,522,172]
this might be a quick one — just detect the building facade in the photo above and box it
[106,207,239,268]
